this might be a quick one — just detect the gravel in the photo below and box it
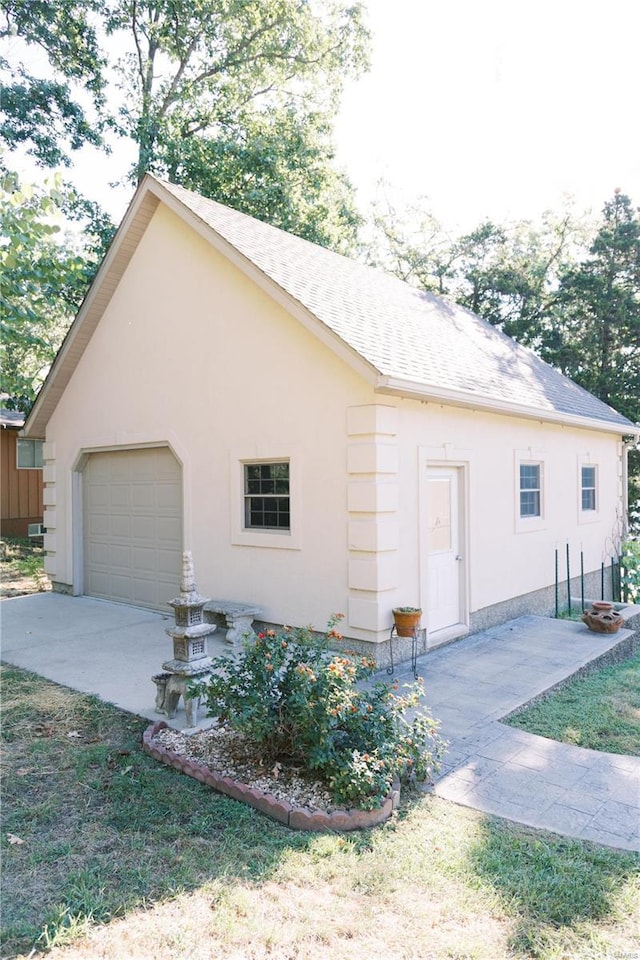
[154,724,338,812]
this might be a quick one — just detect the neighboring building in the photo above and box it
[1,408,44,538]
[22,176,640,660]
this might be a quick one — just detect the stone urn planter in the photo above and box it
[581,601,623,634]
[392,607,422,637]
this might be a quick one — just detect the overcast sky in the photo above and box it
[334,0,640,230]
[30,0,640,233]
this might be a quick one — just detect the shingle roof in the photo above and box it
[160,179,636,432]
[23,175,639,439]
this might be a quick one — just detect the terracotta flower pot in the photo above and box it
[392,608,422,637]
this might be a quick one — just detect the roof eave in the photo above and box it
[376,376,640,437]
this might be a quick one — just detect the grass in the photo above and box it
[505,650,640,755]
[1,665,639,960]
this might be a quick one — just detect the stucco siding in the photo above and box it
[393,400,622,624]
[45,205,372,631]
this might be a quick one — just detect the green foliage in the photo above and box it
[161,107,363,252]
[104,0,369,180]
[0,0,107,167]
[369,195,587,348]
[192,616,444,810]
[548,191,640,426]
[0,173,111,409]
[620,540,640,602]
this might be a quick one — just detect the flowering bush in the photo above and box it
[191,615,445,810]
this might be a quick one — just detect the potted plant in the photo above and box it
[392,606,422,637]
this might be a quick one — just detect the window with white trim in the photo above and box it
[244,462,290,530]
[581,465,597,512]
[519,462,542,518]
[17,438,43,469]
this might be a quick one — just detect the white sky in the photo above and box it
[333,0,640,230]
[19,0,640,233]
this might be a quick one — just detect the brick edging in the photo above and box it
[142,720,400,831]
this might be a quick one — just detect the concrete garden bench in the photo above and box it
[203,600,263,648]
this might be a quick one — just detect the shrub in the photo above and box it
[191,615,445,810]
[620,540,640,602]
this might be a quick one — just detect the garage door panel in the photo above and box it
[156,485,181,510]
[110,544,133,567]
[110,487,133,509]
[132,579,162,606]
[83,448,182,611]
[85,484,109,508]
[156,547,181,575]
[132,516,156,540]
[157,517,182,542]
[109,516,132,539]
[109,574,135,602]
[86,571,110,595]
[132,483,158,510]
[86,539,110,563]
[87,515,110,538]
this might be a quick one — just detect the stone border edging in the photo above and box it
[142,720,400,831]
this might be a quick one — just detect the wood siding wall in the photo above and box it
[0,428,44,537]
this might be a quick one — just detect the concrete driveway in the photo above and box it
[1,592,229,731]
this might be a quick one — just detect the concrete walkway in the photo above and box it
[389,615,640,851]
[2,593,639,850]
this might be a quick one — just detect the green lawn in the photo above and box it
[505,650,640,755]
[1,664,639,960]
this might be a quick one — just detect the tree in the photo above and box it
[548,191,640,424]
[161,107,362,252]
[369,196,584,349]
[1,0,369,250]
[0,174,102,410]
[106,0,368,248]
[549,192,640,514]
[0,0,107,167]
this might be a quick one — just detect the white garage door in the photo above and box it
[83,447,182,610]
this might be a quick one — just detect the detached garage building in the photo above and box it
[22,176,639,656]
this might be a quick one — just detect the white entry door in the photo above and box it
[425,467,462,634]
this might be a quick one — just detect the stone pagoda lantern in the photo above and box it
[152,551,216,728]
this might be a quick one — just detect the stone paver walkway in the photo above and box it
[388,615,640,851]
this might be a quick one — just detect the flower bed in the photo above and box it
[143,720,401,831]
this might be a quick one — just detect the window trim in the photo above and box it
[578,456,600,524]
[230,447,301,550]
[16,437,44,470]
[515,451,546,533]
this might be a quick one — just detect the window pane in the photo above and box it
[581,466,596,488]
[581,466,596,511]
[520,490,541,517]
[244,462,290,530]
[520,464,540,489]
[17,438,42,469]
